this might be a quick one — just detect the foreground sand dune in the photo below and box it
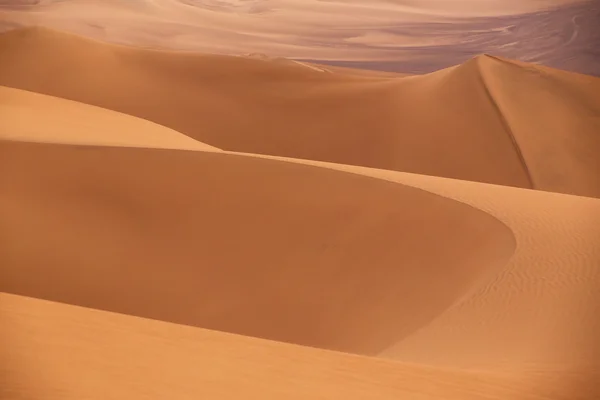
[1,136,599,365]
[0,85,220,151]
[1,140,599,398]
[2,292,598,400]
[1,27,599,196]
[0,139,515,355]
[249,151,600,368]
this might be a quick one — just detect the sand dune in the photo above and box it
[0,139,515,355]
[0,85,219,151]
[1,8,600,400]
[3,136,599,367]
[1,141,599,398]
[3,292,598,400]
[1,27,599,196]
[247,151,600,368]
[473,55,600,197]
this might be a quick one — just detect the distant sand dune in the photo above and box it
[0,0,595,77]
[1,27,598,196]
[474,55,600,197]
[0,85,220,151]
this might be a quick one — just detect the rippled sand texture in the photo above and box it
[1,7,600,400]
[0,0,598,75]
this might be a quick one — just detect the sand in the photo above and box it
[2,27,600,196]
[0,85,220,151]
[1,10,599,400]
[3,292,598,400]
[0,139,516,355]
[251,152,600,368]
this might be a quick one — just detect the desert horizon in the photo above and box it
[1,0,599,75]
[1,1,600,399]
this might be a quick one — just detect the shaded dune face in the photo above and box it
[0,140,515,355]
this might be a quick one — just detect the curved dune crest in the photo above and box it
[0,85,220,151]
[474,54,600,198]
[2,146,599,398]
[0,139,515,355]
[248,151,600,369]
[1,27,598,196]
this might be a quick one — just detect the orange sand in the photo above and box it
[1,27,598,196]
[1,13,599,400]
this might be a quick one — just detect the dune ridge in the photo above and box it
[1,27,599,196]
[0,85,220,151]
[0,139,515,355]
[475,54,600,197]
[243,150,600,369]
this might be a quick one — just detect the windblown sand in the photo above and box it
[1,13,599,400]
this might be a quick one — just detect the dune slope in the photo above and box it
[0,85,219,151]
[1,27,599,196]
[247,151,600,369]
[0,139,515,355]
[2,143,599,399]
[3,291,598,400]
[475,55,600,198]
